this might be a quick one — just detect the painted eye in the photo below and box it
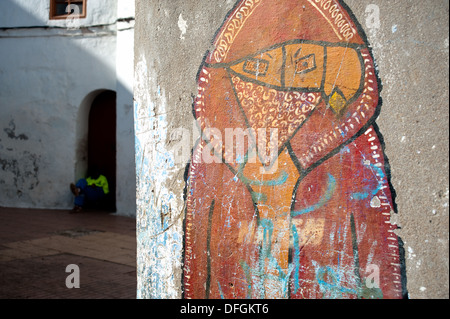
[295,54,316,74]
[243,58,269,76]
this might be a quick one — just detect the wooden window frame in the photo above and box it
[49,0,87,20]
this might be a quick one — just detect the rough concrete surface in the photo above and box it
[350,0,449,299]
[134,0,449,299]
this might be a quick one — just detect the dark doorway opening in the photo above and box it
[88,90,117,212]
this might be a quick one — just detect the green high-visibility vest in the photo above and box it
[86,175,109,194]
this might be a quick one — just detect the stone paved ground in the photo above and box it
[0,207,136,299]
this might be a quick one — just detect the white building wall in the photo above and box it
[0,0,136,215]
[116,0,136,216]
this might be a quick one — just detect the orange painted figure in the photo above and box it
[183,0,406,299]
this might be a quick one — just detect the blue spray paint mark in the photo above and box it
[237,174,337,297]
[236,154,244,164]
[317,266,358,298]
[291,223,301,294]
[240,260,253,298]
[239,170,289,187]
[291,173,337,217]
[217,281,225,299]
[352,162,385,200]
[240,219,294,298]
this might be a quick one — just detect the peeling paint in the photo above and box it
[135,55,184,299]
[3,120,28,141]
[178,14,188,40]
[0,151,40,197]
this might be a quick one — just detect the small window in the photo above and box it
[50,0,87,20]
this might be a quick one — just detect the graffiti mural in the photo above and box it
[183,0,406,299]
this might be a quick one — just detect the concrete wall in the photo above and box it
[0,0,136,216]
[134,0,448,299]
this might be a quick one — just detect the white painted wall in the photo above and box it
[117,0,135,20]
[0,0,136,216]
[0,0,118,28]
[116,0,136,216]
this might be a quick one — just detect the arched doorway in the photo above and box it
[87,90,117,212]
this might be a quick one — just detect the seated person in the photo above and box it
[70,166,109,212]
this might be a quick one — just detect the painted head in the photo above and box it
[194,0,380,169]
